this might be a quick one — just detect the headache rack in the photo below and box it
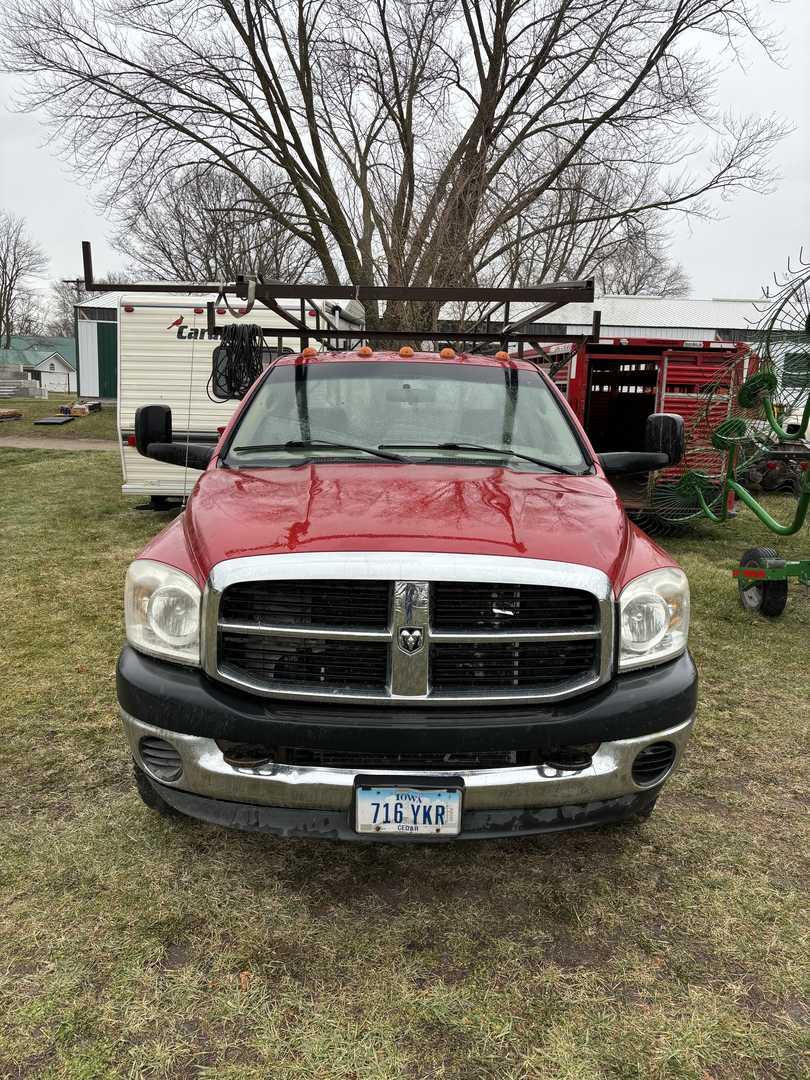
[75,241,600,355]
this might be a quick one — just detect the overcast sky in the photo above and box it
[0,0,807,301]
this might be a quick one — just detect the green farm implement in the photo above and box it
[680,254,810,617]
[733,549,810,618]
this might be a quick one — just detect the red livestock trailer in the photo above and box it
[530,336,754,517]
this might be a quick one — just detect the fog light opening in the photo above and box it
[139,736,183,782]
[632,741,676,786]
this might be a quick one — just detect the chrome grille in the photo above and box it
[204,552,613,704]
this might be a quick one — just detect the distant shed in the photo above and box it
[75,293,122,399]
[0,335,77,393]
[528,295,762,342]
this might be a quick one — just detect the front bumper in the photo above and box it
[118,646,697,840]
[124,709,693,840]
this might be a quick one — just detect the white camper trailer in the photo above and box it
[117,293,364,499]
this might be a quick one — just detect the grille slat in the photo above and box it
[280,747,529,769]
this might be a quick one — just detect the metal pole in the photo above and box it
[82,242,94,289]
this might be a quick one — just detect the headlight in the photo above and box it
[125,559,201,666]
[618,568,689,671]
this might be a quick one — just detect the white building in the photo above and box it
[24,352,78,393]
[522,295,763,342]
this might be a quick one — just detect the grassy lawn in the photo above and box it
[0,449,807,1079]
[0,395,118,440]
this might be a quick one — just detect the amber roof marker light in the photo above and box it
[439,347,456,358]
[357,345,374,357]
[399,346,415,358]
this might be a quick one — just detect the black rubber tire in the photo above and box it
[133,762,180,817]
[632,794,659,821]
[610,794,659,828]
[738,547,788,618]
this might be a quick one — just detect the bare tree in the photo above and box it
[46,272,128,336]
[595,231,690,297]
[2,1,785,330]
[479,160,680,288]
[0,211,48,347]
[45,280,82,337]
[9,286,47,336]
[112,167,318,282]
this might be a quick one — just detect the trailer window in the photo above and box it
[226,361,588,471]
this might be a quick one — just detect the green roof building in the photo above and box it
[0,335,77,394]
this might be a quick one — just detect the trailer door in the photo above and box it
[583,354,660,452]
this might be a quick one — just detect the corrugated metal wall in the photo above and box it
[567,324,754,341]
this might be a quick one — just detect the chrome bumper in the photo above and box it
[121,708,694,813]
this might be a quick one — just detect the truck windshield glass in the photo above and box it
[226,361,589,472]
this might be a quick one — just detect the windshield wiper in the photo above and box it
[379,442,581,475]
[232,440,409,463]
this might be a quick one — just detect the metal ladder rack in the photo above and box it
[75,241,601,351]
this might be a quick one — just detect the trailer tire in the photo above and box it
[133,762,180,817]
[738,547,788,618]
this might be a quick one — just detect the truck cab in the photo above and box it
[118,347,696,841]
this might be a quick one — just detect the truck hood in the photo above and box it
[184,463,632,582]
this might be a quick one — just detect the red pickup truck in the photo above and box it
[118,347,695,841]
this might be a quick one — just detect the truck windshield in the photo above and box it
[226,361,589,473]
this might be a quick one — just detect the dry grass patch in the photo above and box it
[0,449,808,1079]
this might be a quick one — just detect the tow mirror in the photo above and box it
[134,404,171,456]
[645,413,684,466]
[599,414,684,477]
[133,404,215,471]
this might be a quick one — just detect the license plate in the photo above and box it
[355,785,462,836]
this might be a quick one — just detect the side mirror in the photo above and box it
[599,413,685,476]
[142,442,215,470]
[599,451,669,476]
[133,404,215,471]
[135,404,171,456]
[645,412,684,467]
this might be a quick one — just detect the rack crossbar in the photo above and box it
[73,242,594,307]
[233,326,588,345]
